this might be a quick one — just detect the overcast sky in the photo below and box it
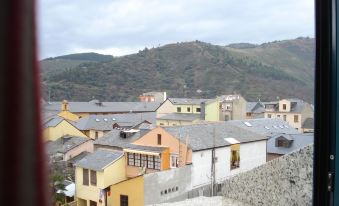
[38,0,314,59]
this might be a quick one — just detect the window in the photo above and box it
[170,155,178,168]
[283,115,287,121]
[276,139,290,148]
[230,144,240,170]
[160,123,164,126]
[128,153,134,166]
[177,107,181,112]
[120,195,128,206]
[154,156,161,170]
[283,104,287,110]
[147,155,154,169]
[135,153,141,167]
[95,131,99,139]
[268,114,272,118]
[141,154,147,167]
[187,107,191,112]
[90,170,97,186]
[294,115,299,123]
[83,168,89,186]
[196,108,201,112]
[157,134,161,145]
[90,200,97,206]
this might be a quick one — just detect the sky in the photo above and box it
[38,0,314,59]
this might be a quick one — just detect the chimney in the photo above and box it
[200,101,206,120]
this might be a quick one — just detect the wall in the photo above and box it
[43,120,87,141]
[278,99,291,112]
[110,176,144,206]
[64,140,94,161]
[144,165,192,205]
[264,112,302,131]
[103,157,126,188]
[88,129,105,139]
[204,101,219,121]
[156,100,175,117]
[58,110,80,121]
[156,119,198,126]
[221,144,313,206]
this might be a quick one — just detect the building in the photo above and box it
[218,94,247,121]
[74,112,156,139]
[267,133,313,161]
[156,98,220,126]
[246,101,265,119]
[263,98,314,132]
[302,117,314,133]
[44,99,161,118]
[139,91,167,102]
[75,150,126,206]
[43,115,87,141]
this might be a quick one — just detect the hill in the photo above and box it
[41,37,315,102]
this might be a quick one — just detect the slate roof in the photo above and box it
[46,136,91,155]
[43,116,64,128]
[226,118,300,136]
[157,113,200,121]
[43,101,161,113]
[75,112,156,131]
[75,149,124,171]
[267,133,314,155]
[94,129,141,148]
[262,99,310,113]
[246,102,265,113]
[68,151,91,165]
[168,98,214,105]
[164,122,268,151]
[302,118,314,129]
[124,144,167,153]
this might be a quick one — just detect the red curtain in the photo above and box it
[0,0,48,205]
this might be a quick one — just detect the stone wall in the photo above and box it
[221,144,313,206]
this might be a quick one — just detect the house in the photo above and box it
[156,98,220,125]
[246,101,265,119]
[163,123,268,188]
[267,133,313,161]
[217,94,247,121]
[44,99,161,118]
[75,149,126,206]
[46,135,93,162]
[74,112,156,139]
[139,91,167,102]
[263,98,314,132]
[43,115,87,141]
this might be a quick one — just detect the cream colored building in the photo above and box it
[218,94,247,121]
[263,98,314,132]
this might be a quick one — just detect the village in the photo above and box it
[43,92,314,206]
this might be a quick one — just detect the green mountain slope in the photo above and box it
[41,38,315,102]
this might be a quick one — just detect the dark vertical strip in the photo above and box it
[314,0,333,205]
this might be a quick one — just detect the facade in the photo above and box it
[75,150,126,206]
[43,116,87,141]
[218,94,247,121]
[263,98,314,132]
[139,91,167,102]
[156,98,220,126]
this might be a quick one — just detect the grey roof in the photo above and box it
[168,98,214,105]
[94,129,141,148]
[68,151,91,164]
[43,116,64,128]
[246,102,265,113]
[157,113,200,121]
[46,136,91,155]
[226,118,300,137]
[44,101,161,113]
[267,133,314,155]
[262,99,310,113]
[124,144,167,153]
[164,122,268,151]
[302,118,314,129]
[42,110,59,123]
[75,112,156,131]
[75,149,124,171]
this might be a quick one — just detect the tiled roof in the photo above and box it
[164,122,267,151]
[75,112,156,131]
[226,118,300,136]
[46,136,91,155]
[267,133,313,155]
[157,113,200,121]
[75,149,124,171]
[44,101,161,113]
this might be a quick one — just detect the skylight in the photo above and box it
[273,125,278,129]
[243,121,252,127]
[284,125,289,128]
[104,118,108,121]
[264,126,270,130]
[112,118,116,121]
[279,125,284,129]
[95,118,100,122]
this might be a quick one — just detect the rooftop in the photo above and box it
[302,118,314,129]
[94,129,141,148]
[157,113,200,121]
[267,133,314,155]
[168,98,214,105]
[46,136,91,155]
[75,149,124,171]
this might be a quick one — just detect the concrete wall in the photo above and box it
[144,165,192,205]
[221,144,313,206]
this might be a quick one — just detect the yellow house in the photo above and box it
[156,98,220,126]
[43,116,86,141]
[75,149,127,206]
[109,176,144,206]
